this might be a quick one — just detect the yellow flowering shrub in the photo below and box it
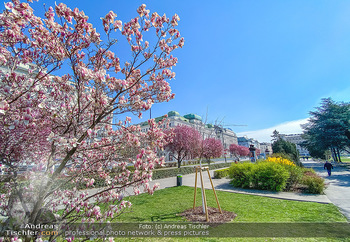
[266,156,296,167]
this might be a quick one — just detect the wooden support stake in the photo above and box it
[193,167,198,209]
[192,166,222,222]
[199,167,209,222]
[206,168,222,213]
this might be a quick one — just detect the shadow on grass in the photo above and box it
[151,212,179,222]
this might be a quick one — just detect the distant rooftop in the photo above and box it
[139,111,203,126]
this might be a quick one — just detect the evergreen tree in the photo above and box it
[271,130,280,142]
[272,138,300,166]
[302,98,350,162]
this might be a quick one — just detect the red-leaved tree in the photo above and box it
[0,1,183,240]
[165,125,201,168]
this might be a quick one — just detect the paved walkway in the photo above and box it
[301,159,350,220]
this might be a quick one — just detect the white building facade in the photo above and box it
[259,142,273,156]
[139,111,238,161]
[280,134,310,157]
[237,136,261,150]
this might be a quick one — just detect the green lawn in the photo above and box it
[340,157,350,163]
[51,186,349,242]
[55,186,348,241]
[102,186,349,242]
[116,186,345,223]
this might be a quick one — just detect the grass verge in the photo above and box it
[48,186,349,241]
[116,186,346,223]
[105,186,348,241]
[340,157,350,163]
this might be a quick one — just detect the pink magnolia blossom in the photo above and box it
[0,1,183,240]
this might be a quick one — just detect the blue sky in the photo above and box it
[6,0,350,142]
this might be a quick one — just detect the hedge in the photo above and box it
[152,162,232,180]
[213,168,230,179]
[155,159,216,169]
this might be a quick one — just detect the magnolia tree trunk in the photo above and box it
[0,1,183,241]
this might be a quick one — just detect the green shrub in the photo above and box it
[228,162,254,188]
[214,168,230,179]
[301,173,325,194]
[252,162,290,192]
[285,165,303,191]
[228,160,325,194]
[303,168,316,175]
[228,162,291,192]
[152,162,231,180]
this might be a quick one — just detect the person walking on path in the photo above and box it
[324,161,334,176]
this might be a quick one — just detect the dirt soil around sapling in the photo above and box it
[179,206,237,223]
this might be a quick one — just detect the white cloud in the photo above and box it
[236,118,309,143]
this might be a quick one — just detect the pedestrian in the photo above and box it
[324,161,333,176]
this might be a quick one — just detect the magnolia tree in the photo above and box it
[0,0,183,240]
[202,138,223,165]
[165,125,201,168]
